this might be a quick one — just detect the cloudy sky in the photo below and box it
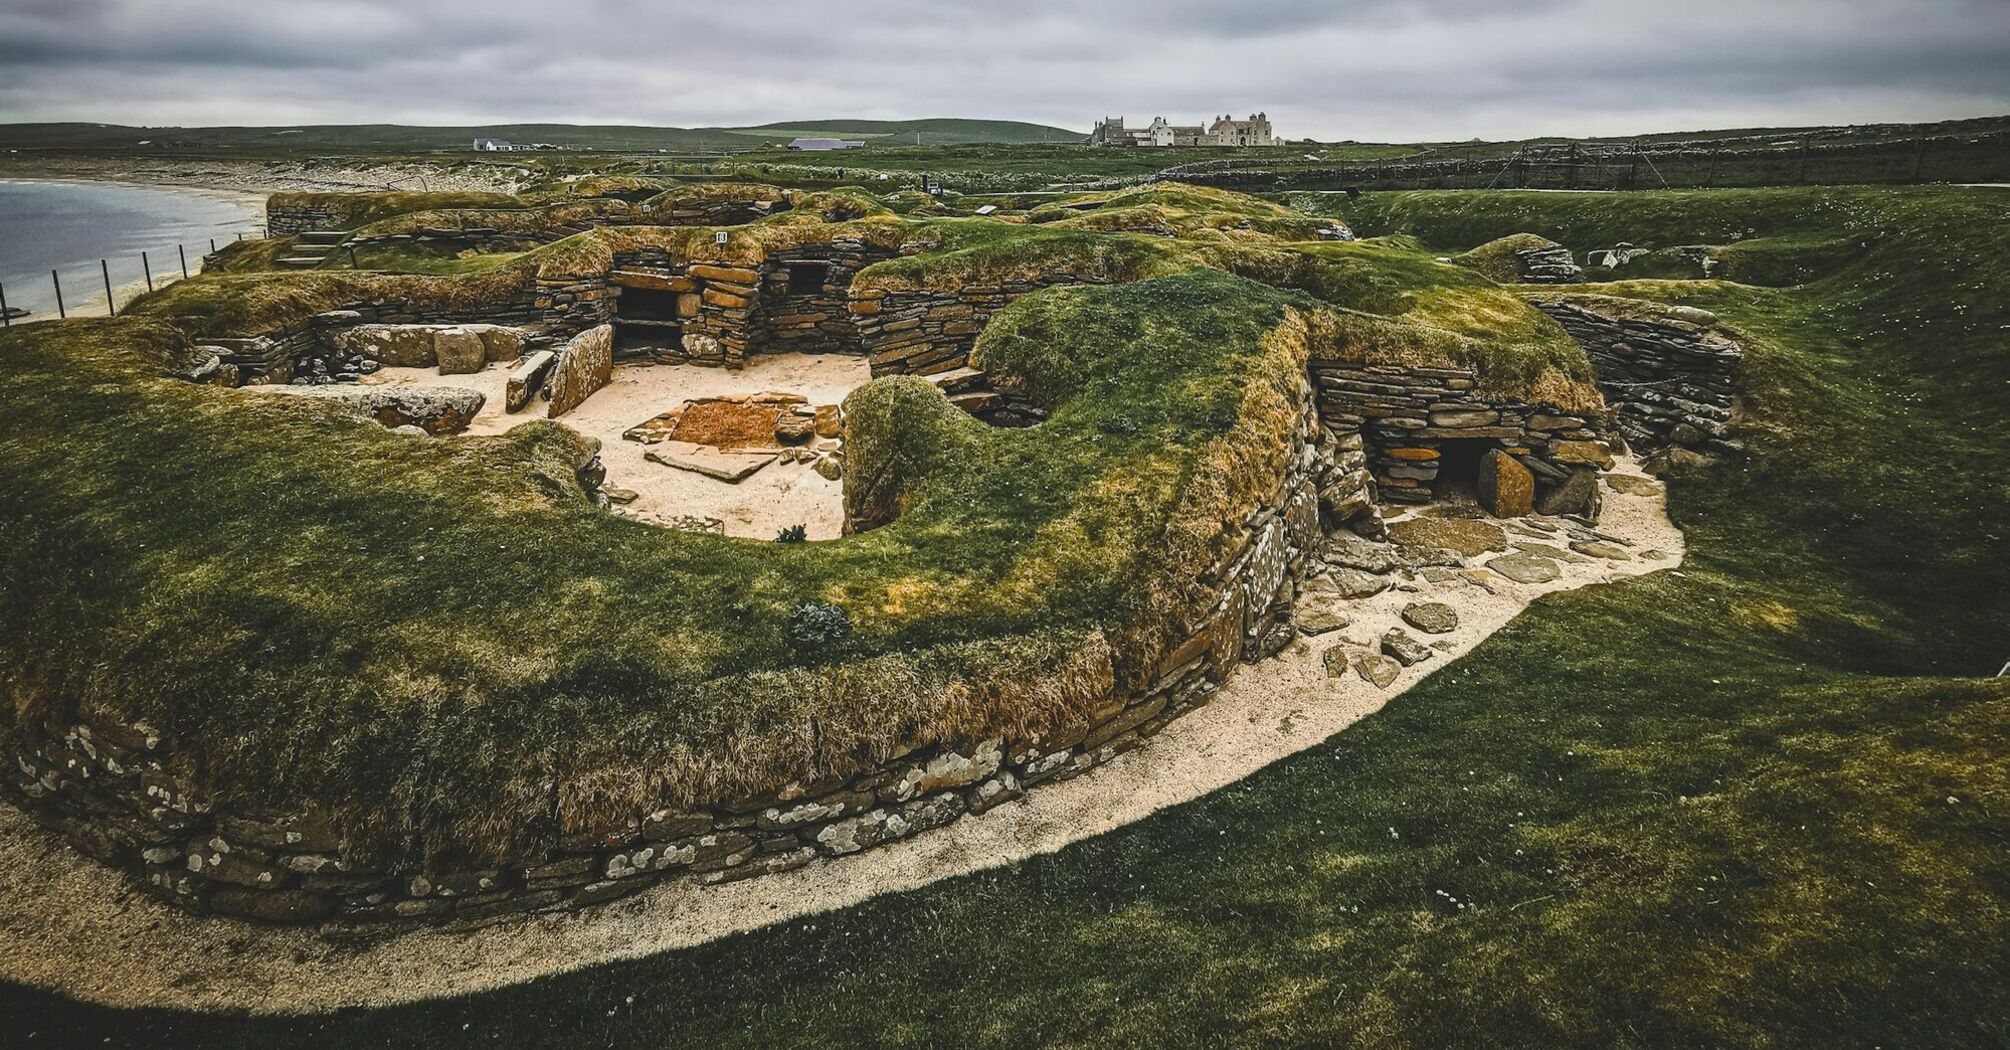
[1,0,2006,140]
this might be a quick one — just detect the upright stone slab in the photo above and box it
[547,324,614,418]
[506,350,556,412]
[1477,447,1534,518]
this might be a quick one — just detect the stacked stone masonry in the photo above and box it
[266,203,346,236]
[1311,354,1613,516]
[3,383,1345,927]
[1530,300,1743,455]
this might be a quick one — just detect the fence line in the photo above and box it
[3,221,267,325]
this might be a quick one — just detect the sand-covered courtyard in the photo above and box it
[357,352,871,540]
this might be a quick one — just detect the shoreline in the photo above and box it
[0,154,528,196]
[0,465,1685,1014]
[0,177,269,318]
[0,174,272,211]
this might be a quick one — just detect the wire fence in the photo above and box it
[1,221,269,326]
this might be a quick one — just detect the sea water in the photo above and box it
[0,179,264,320]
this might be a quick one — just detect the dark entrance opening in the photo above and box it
[1431,439,1490,507]
[614,285,684,356]
[786,262,828,297]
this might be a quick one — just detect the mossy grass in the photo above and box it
[266,190,524,230]
[1,253,1341,869]
[0,182,2003,1046]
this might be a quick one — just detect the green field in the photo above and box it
[3,184,2006,1046]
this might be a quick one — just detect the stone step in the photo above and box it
[927,366,988,394]
[276,257,328,268]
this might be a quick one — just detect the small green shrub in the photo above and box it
[775,524,808,543]
[785,601,853,651]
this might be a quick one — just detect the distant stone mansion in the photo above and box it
[1088,113,1277,147]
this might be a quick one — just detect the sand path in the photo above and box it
[0,462,1683,1013]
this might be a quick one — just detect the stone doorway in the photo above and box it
[612,286,685,358]
[1431,439,1491,508]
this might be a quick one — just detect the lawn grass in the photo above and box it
[4,187,2006,1048]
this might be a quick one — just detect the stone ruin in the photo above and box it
[61,196,1754,927]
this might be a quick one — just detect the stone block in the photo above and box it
[466,324,525,362]
[689,264,761,285]
[506,350,556,412]
[1537,468,1603,521]
[333,324,439,367]
[434,327,487,375]
[1477,448,1535,518]
[268,386,485,435]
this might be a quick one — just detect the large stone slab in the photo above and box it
[1485,551,1563,584]
[1386,516,1507,558]
[333,324,441,367]
[645,441,776,482]
[1538,468,1603,521]
[274,385,485,435]
[547,324,614,418]
[462,323,525,362]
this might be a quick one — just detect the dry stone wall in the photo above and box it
[1311,355,1613,517]
[2,382,1339,928]
[189,296,541,387]
[266,202,345,235]
[1529,299,1742,456]
[855,275,1109,382]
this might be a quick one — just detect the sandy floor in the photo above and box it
[0,461,1683,1013]
[361,355,870,540]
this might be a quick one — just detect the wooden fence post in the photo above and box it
[52,270,65,319]
[102,259,115,316]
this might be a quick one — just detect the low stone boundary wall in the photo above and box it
[267,202,345,235]
[2,382,1335,927]
[188,296,542,387]
[1530,299,1742,456]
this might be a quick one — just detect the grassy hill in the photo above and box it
[0,118,1084,153]
[0,185,2003,1047]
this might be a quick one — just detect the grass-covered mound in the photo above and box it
[25,189,1995,1050]
[0,262,1328,870]
[267,190,524,230]
[1028,184,1341,241]
[1447,232,1562,282]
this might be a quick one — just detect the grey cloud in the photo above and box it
[0,0,2003,140]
